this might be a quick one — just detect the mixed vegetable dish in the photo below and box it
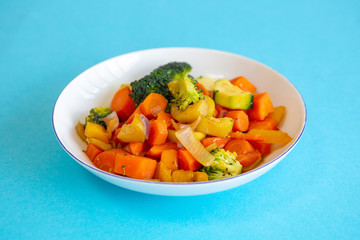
[75,62,292,182]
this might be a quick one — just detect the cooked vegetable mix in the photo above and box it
[77,62,292,182]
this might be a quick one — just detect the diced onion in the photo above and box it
[175,126,214,166]
[190,116,202,130]
[140,114,151,140]
[101,111,119,133]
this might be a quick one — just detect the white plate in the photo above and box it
[52,47,306,196]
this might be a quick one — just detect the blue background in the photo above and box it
[1,0,359,239]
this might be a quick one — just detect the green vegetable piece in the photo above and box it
[130,62,192,107]
[201,148,242,180]
[85,106,112,129]
[213,79,254,110]
[168,76,204,111]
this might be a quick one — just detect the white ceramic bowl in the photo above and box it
[53,47,306,196]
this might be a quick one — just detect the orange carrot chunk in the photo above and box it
[85,143,104,162]
[225,110,249,132]
[124,104,143,124]
[110,87,136,121]
[248,118,278,131]
[114,153,157,179]
[177,149,202,171]
[140,93,168,119]
[129,142,147,156]
[249,141,271,155]
[93,149,128,173]
[236,151,262,167]
[200,137,230,148]
[225,139,255,154]
[146,142,178,159]
[148,120,168,145]
[228,132,266,141]
[230,76,257,93]
[157,112,173,128]
[247,92,275,121]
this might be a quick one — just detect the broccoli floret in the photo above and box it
[85,106,112,129]
[130,62,192,106]
[201,148,242,180]
[155,62,192,81]
[168,75,204,111]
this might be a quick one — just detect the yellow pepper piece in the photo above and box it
[195,117,234,137]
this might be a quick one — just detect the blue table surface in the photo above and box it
[1,0,359,239]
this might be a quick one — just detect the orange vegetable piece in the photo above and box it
[200,137,230,148]
[85,143,103,162]
[237,151,262,168]
[193,171,208,182]
[154,162,172,182]
[225,139,261,167]
[248,118,278,131]
[124,104,143,124]
[157,112,173,128]
[148,120,168,145]
[146,142,178,159]
[112,126,125,144]
[267,106,286,125]
[140,93,168,119]
[247,129,292,144]
[230,76,257,93]
[249,141,271,155]
[93,149,127,173]
[225,139,255,154]
[129,142,147,156]
[214,104,228,118]
[114,153,157,179]
[228,132,266,141]
[196,83,209,96]
[177,149,202,171]
[160,149,178,171]
[247,92,274,121]
[225,110,249,132]
[171,170,195,182]
[110,87,136,121]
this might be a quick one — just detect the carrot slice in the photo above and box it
[249,141,271,155]
[129,142,147,156]
[93,149,127,173]
[228,132,266,141]
[247,92,274,121]
[114,153,157,179]
[200,137,230,148]
[230,76,257,93]
[124,104,143,124]
[225,110,249,132]
[177,149,202,171]
[225,139,255,154]
[248,118,278,131]
[148,120,168,145]
[157,112,173,128]
[110,87,136,121]
[196,83,209,96]
[140,93,168,119]
[85,143,103,162]
[236,151,262,167]
[146,142,178,159]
